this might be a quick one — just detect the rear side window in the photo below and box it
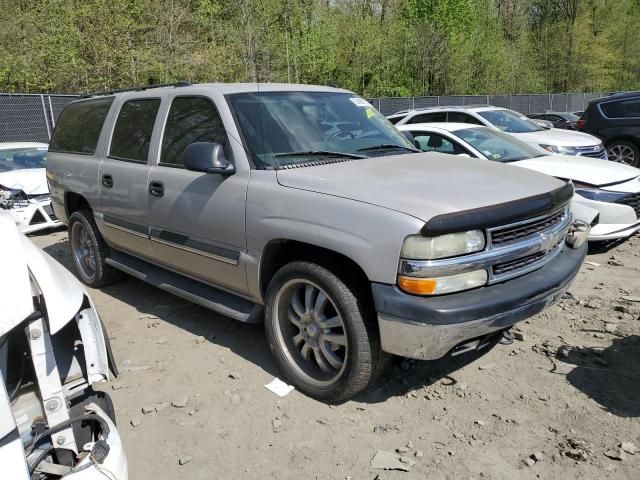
[410,112,446,123]
[109,99,161,163]
[600,98,640,118]
[160,97,228,167]
[49,97,114,155]
[387,115,404,125]
[447,112,483,124]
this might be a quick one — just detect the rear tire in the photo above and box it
[68,209,120,287]
[264,261,383,401]
[607,140,639,167]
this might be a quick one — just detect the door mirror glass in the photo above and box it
[183,142,235,175]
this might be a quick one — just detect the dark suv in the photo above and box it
[577,92,640,167]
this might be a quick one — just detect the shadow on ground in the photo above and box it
[562,335,640,417]
[42,236,497,404]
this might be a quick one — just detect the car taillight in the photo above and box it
[576,118,586,129]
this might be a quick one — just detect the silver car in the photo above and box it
[47,83,587,401]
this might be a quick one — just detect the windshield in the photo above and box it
[0,147,47,172]
[478,109,545,133]
[456,127,546,162]
[226,92,415,168]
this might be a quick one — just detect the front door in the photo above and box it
[98,97,161,260]
[146,95,249,294]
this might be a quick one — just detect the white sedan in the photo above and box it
[398,123,640,241]
[0,142,61,233]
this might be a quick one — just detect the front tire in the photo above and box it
[607,140,639,167]
[68,209,120,287]
[264,261,380,401]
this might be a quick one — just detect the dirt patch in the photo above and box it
[33,229,640,479]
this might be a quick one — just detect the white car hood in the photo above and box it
[515,154,640,187]
[0,168,49,195]
[511,128,601,147]
[0,213,84,337]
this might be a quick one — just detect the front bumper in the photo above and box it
[2,197,61,234]
[373,241,587,360]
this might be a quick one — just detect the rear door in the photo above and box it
[98,96,161,260]
[146,95,249,294]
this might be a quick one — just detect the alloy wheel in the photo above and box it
[71,222,97,281]
[273,279,348,387]
[607,144,637,166]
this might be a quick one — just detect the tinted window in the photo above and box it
[447,112,483,125]
[387,115,404,125]
[478,109,544,133]
[601,98,640,118]
[410,112,446,123]
[456,127,545,162]
[109,99,160,162]
[411,132,464,154]
[49,97,113,155]
[161,97,228,166]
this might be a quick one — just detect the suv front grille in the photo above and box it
[492,251,547,276]
[490,209,565,246]
[399,205,572,287]
[615,192,640,216]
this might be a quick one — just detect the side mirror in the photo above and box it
[457,153,471,158]
[183,142,235,175]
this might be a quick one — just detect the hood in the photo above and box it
[515,154,640,187]
[0,168,49,195]
[276,153,565,222]
[511,128,601,147]
[0,212,84,337]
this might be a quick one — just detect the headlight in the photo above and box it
[398,270,488,295]
[539,144,578,155]
[401,230,485,260]
[574,186,630,203]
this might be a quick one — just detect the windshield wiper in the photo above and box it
[357,144,420,153]
[274,150,366,159]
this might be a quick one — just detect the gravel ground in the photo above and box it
[32,229,640,480]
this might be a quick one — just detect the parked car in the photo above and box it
[47,83,588,401]
[528,112,580,130]
[577,91,640,167]
[0,142,61,233]
[387,106,607,159]
[398,123,640,241]
[0,213,127,479]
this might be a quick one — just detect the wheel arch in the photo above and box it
[259,239,373,302]
[65,191,92,219]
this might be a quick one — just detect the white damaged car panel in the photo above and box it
[0,143,61,234]
[0,213,127,479]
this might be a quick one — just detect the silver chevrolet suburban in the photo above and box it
[47,83,588,401]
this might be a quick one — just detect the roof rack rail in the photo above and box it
[81,81,191,98]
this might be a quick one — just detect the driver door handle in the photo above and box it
[149,181,164,197]
[102,174,113,188]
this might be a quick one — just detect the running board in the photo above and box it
[106,251,263,324]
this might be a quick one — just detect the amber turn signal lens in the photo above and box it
[397,275,437,295]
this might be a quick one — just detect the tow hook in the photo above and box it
[566,220,590,249]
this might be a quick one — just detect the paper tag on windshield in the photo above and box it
[350,97,372,107]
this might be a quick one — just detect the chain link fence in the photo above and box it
[368,92,606,116]
[0,91,608,143]
[0,94,79,143]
